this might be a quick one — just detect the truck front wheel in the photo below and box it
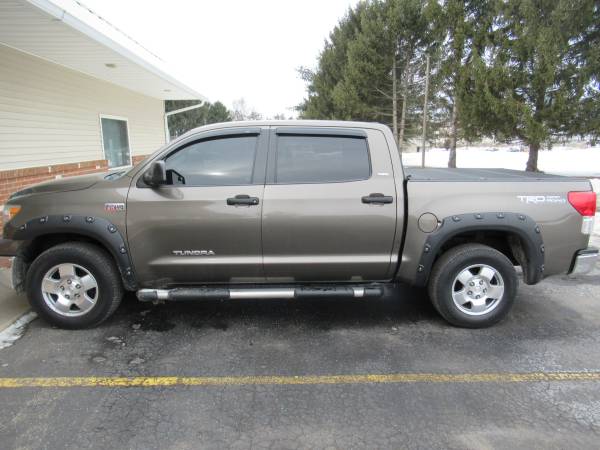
[26,242,124,329]
[428,244,518,328]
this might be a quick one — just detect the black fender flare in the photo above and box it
[8,214,137,290]
[414,212,545,287]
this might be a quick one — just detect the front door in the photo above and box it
[261,127,398,282]
[127,128,268,286]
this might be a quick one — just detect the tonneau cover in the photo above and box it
[404,167,584,182]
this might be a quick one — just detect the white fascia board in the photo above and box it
[26,0,206,101]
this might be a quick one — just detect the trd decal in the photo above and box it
[517,195,566,204]
[104,203,126,212]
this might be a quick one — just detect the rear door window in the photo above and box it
[275,136,370,184]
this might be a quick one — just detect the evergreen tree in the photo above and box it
[165,100,232,139]
[573,0,600,144]
[297,3,367,119]
[206,101,232,124]
[299,0,598,170]
[430,0,494,167]
[463,0,598,171]
[339,0,431,148]
[299,0,462,152]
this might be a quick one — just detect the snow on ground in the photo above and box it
[402,145,600,178]
[403,144,600,249]
[0,312,36,350]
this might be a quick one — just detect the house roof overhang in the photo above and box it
[0,0,205,100]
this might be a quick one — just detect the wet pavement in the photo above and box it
[1,267,600,449]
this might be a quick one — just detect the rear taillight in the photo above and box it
[568,191,597,216]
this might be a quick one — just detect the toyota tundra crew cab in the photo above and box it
[1,121,597,329]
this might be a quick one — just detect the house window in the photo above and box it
[100,116,131,168]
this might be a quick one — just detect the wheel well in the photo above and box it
[412,212,544,287]
[22,233,109,262]
[436,230,527,268]
[14,233,121,292]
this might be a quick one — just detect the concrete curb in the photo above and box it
[0,297,30,333]
[0,263,30,333]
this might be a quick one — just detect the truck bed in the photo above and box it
[405,167,584,182]
[398,166,592,283]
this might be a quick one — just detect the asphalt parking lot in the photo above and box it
[1,256,600,449]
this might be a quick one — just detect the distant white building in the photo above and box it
[0,0,203,217]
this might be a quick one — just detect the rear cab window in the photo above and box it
[274,134,371,184]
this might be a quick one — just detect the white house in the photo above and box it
[0,0,203,221]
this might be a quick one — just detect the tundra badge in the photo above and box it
[173,250,216,256]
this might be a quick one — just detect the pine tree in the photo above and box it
[165,100,232,139]
[299,0,598,170]
[430,0,494,168]
[297,3,367,119]
[299,1,462,153]
[463,0,598,171]
[573,0,600,143]
[339,0,431,149]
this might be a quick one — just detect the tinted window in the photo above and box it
[165,136,257,186]
[275,136,370,184]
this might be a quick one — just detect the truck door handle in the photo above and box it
[227,194,259,206]
[362,193,393,204]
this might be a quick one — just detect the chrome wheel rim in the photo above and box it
[41,263,99,317]
[451,264,504,316]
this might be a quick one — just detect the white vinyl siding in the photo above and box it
[0,44,165,170]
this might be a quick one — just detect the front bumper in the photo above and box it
[569,248,599,276]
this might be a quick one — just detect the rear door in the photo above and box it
[261,127,397,282]
[127,127,268,285]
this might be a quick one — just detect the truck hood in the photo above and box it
[9,172,110,200]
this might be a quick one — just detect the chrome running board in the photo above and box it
[136,285,384,302]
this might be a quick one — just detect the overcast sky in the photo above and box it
[65,0,357,117]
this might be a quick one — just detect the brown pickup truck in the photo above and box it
[1,121,597,329]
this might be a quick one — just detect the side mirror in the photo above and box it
[142,160,167,187]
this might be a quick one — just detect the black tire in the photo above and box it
[26,242,123,329]
[428,243,518,328]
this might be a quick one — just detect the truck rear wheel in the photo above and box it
[428,244,518,328]
[26,242,123,329]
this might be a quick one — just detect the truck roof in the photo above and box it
[180,120,392,137]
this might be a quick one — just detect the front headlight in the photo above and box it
[2,204,21,224]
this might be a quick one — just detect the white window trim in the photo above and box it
[99,114,133,169]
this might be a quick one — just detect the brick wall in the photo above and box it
[132,155,148,165]
[0,156,152,270]
[0,156,152,230]
[0,159,109,229]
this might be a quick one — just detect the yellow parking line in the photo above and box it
[1,371,600,388]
